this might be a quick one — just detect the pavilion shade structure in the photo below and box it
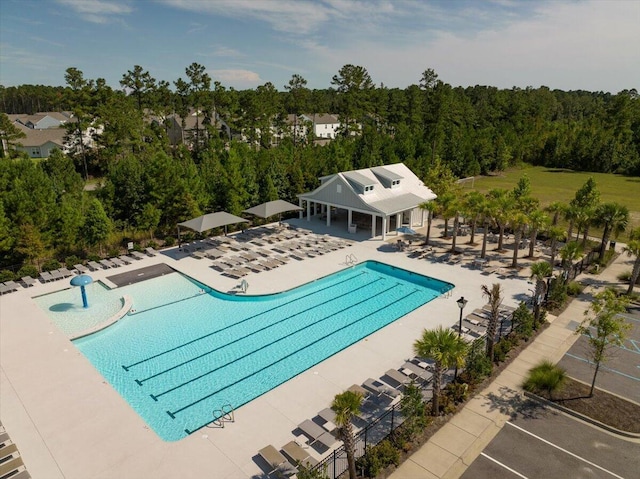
[177,212,248,238]
[243,200,302,219]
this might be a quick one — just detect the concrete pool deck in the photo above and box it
[1,217,534,479]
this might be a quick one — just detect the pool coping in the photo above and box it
[68,294,132,340]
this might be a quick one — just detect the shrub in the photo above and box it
[445,382,469,405]
[41,259,61,272]
[163,235,176,247]
[65,255,82,269]
[0,270,16,282]
[400,382,428,440]
[17,265,38,278]
[493,338,514,363]
[512,302,534,337]
[108,248,121,258]
[358,440,400,477]
[522,360,567,400]
[462,339,493,384]
[546,276,567,310]
[147,240,158,249]
[87,253,101,262]
[567,281,584,296]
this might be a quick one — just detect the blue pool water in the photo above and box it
[72,261,453,441]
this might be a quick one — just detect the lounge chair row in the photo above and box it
[39,268,74,283]
[0,281,22,295]
[0,423,31,479]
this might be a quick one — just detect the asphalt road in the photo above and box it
[461,400,640,479]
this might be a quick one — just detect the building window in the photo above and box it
[337,185,342,193]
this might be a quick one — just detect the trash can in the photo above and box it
[609,240,616,251]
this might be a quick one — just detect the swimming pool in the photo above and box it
[73,261,453,441]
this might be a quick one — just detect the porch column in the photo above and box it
[382,216,387,241]
[371,215,376,238]
[306,200,311,221]
[299,198,304,219]
[326,204,331,226]
[347,209,352,227]
[420,208,425,227]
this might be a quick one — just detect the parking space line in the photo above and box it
[480,452,529,478]
[618,314,640,323]
[506,422,625,478]
[565,352,640,381]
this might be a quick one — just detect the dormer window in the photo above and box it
[364,185,374,194]
[391,179,400,188]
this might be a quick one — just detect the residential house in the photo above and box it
[12,121,66,158]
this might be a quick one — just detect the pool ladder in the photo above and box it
[345,253,358,266]
[211,404,235,428]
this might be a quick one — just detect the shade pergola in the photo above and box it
[242,200,302,219]
[177,211,248,240]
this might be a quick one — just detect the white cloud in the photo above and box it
[211,69,262,87]
[299,0,640,92]
[56,0,132,24]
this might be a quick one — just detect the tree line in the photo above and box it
[2,64,639,176]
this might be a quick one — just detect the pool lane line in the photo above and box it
[153,281,399,401]
[135,277,384,386]
[175,286,419,425]
[121,270,367,371]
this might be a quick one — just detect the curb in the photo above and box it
[523,391,640,439]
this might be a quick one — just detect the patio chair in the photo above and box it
[281,441,319,468]
[39,271,53,283]
[118,255,133,265]
[145,246,158,256]
[191,250,207,259]
[400,362,433,383]
[363,378,401,398]
[129,251,146,260]
[50,269,64,280]
[257,444,297,476]
[3,281,20,292]
[87,261,102,271]
[297,419,338,449]
[74,264,89,274]
[110,257,125,267]
[99,259,114,269]
[347,383,370,398]
[59,267,74,277]
[382,368,412,389]
[21,276,36,287]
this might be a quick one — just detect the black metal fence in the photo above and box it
[312,401,406,479]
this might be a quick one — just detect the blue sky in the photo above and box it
[1,0,638,93]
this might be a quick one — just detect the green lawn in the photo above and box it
[464,165,640,240]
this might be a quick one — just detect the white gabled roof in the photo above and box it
[299,163,436,216]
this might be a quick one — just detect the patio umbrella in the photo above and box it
[243,200,302,221]
[397,226,417,235]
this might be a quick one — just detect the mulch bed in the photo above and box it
[538,377,640,433]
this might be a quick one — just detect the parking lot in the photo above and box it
[461,400,639,479]
[558,306,640,403]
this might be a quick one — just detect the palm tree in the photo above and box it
[593,202,629,260]
[546,225,565,269]
[545,201,566,226]
[437,191,457,238]
[564,204,579,241]
[488,189,511,252]
[560,241,583,282]
[510,211,529,269]
[481,283,503,361]
[462,190,485,245]
[331,390,363,479]
[420,200,438,246]
[413,326,468,416]
[526,210,549,259]
[479,197,495,259]
[623,228,640,295]
[529,261,552,324]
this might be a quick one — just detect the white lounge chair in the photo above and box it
[130,251,146,260]
[21,276,36,287]
[145,246,158,256]
[281,441,319,468]
[74,264,89,274]
[110,257,125,267]
[39,271,53,282]
[99,259,114,269]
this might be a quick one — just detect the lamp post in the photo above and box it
[454,296,468,380]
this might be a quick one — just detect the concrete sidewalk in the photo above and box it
[389,249,636,479]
